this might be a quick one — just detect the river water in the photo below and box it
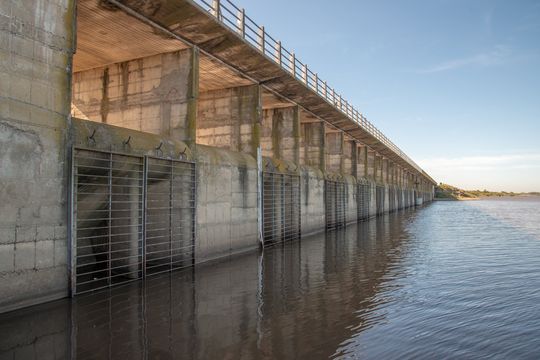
[1,198,540,359]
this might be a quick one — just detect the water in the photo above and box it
[1,198,540,359]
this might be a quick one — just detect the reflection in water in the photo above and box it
[2,199,540,359]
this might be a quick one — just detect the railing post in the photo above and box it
[276,41,282,66]
[315,73,319,93]
[258,25,265,53]
[301,64,307,84]
[290,52,296,77]
[237,8,245,37]
[323,81,327,98]
[212,0,221,20]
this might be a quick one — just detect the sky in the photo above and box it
[231,0,540,192]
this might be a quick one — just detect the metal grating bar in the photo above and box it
[325,180,347,230]
[144,157,196,276]
[262,172,301,246]
[73,149,144,294]
[72,148,196,295]
[357,181,371,221]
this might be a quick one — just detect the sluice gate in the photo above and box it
[325,180,348,230]
[357,180,371,221]
[72,148,195,294]
[262,172,301,245]
[376,185,386,215]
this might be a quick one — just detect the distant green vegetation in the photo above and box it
[435,183,539,200]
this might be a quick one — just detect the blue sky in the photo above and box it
[233,0,540,192]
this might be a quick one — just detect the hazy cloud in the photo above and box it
[418,153,540,171]
[417,45,511,73]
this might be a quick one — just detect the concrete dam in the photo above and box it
[0,0,435,313]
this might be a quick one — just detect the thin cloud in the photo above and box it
[418,153,540,171]
[417,45,511,74]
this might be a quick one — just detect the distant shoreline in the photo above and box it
[435,194,540,201]
[434,183,540,201]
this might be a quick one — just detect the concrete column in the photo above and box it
[364,146,369,179]
[0,0,76,312]
[350,141,358,179]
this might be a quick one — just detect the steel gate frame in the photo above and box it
[376,184,385,215]
[357,180,371,221]
[70,147,196,295]
[262,171,301,246]
[325,180,347,230]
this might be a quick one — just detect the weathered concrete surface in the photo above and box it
[300,167,325,237]
[300,118,325,171]
[325,131,343,174]
[261,106,299,163]
[0,0,75,313]
[344,175,357,225]
[195,145,259,263]
[72,48,197,143]
[197,84,261,157]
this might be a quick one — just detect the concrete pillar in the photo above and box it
[0,0,75,312]
[350,141,358,179]
[197,83,261,157]
[72,48,198,143]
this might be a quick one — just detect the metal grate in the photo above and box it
[72,148,196,295]
[357,181,371,221]
[325,180,347,230]
[72,149,144,294]
[388,186,395,212]
[376,185,386,215]
[145,157,196,276]
[262,172,301,245]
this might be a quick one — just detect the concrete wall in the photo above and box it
[197,85,260,156]
[195,145,259,263]
[300,167,325,236]
[344,176,357,224]
[300,121,324,170]
[325,131,342,174]
[261,106,298,163]
[0,0,75,313]
[72,49,196,142]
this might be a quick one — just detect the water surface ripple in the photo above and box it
[1,198,540,359]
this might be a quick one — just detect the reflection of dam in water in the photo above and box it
[0,211,414,359]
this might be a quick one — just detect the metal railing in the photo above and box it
[192,0,424,174]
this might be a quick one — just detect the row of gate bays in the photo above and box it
[262,159,301,245]
[71,141,196,294]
